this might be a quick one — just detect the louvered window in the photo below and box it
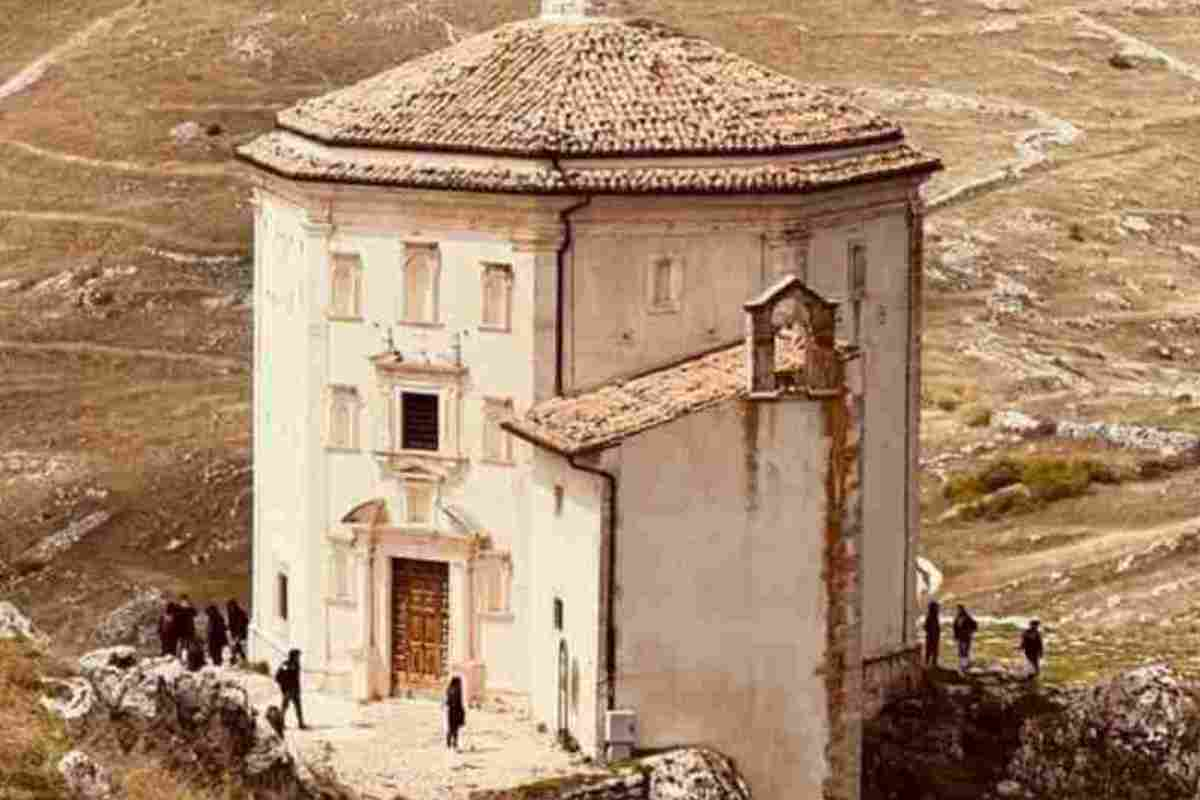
[401,392,440,452]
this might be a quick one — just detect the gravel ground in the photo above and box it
[232,670,604,800]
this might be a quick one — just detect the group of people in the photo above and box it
[923,601,1044,676]
[157,594,249,671]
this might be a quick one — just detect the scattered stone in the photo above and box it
[58,750,115,800]
[1180,244,1200,261]
[13,510,112,574]
[643,748,753,800]
[40,677,97,735]
[1121,214,1153,233]
[1110,45,1168,70]
[0,601,51,648]
[165,537,185,552]
[171,120,203,145]
[976,0,1029,10]
[0,277,29,292]
[205,122,224,136]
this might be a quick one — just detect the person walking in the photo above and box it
[205,605,229,667]
[1021,619,1044,677]
[175,594,198,660]
[444,675,466,751]
[226,599,249,666]
[923,600,941,669]
[185,636,206,672]
[953,604,978,672]
[275,649,307,730]
[158,601,179,658]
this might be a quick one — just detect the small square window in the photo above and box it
[481,263,513,331]
[277,573,289,621]
[401,392,440,452]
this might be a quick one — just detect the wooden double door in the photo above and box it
[391,557,450,692]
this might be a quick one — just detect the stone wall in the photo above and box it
[861,645,923,720]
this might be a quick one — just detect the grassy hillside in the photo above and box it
[0,0,1198,683]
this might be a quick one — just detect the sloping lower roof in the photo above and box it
[238,130,938,195]
[504,334,806,456]
[272,18,901,159]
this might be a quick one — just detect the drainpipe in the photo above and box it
[550,158,591,398]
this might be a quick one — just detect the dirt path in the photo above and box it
[0,339,247,370]
[0,140,230,178]
[0,209,242,253]
[847,85,1083,212]
[0,1,143,102]
[946,514,1200,597]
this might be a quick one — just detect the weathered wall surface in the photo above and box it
[611,398,832,800]
[806,209,914,661]
[526,449,607,755]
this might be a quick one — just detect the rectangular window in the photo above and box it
[277,573,289,621]
[482,397,514,463]
[401,392,440,452]
[402,243,440,324]
[647,254,683,313]
[554,485,565,515]
[405,482,435,526]
[329,253,363,319]
[849,242,867,297]
[481,263,513,331]
[553,597,564,631]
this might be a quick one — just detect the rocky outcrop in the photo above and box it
[864,663,1200,800]
[43,646,343,798]
[0,600,51,648]
[58,750,116,800]
[92,588,164,650]
[467,747,750,800]
[1010,664,1200,798]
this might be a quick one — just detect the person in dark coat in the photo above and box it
[953,605,979,672]
[205,605,229,667]
[444,675,466,751]
[185,637,206,672]
[275,649,307,730]
[226,599,249,665]
[175,594,198,660]
[923,601,941,668]
[158,601,179,658]
[1021,619,1044,677]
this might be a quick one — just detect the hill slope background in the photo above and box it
[1,0,1199,682]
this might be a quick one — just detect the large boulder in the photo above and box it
[0,601,51,649]
[58,750,116,800]
[92,589,164,650]
[40,677,97,735]
[644,748,753,800]
[1009,664,1200,798]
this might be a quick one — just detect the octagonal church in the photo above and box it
[236,2,940,798]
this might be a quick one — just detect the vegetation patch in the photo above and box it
[0,638,72,800]
[940,454,1132,520]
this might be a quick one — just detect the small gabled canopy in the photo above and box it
[743,275,837,312]
[340,498,389,526]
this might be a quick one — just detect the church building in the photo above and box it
[236,3,941,798]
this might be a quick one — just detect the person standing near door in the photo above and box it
[444,675,466,751]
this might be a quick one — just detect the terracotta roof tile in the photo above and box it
[504,334,807,455]
[237,130,940,195]
[272,18,902,158]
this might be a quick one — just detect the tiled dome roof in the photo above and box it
[273,17,903,158]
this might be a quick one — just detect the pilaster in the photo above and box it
[513,231,564,403]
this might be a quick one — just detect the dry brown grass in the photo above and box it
[0,639,71,800]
